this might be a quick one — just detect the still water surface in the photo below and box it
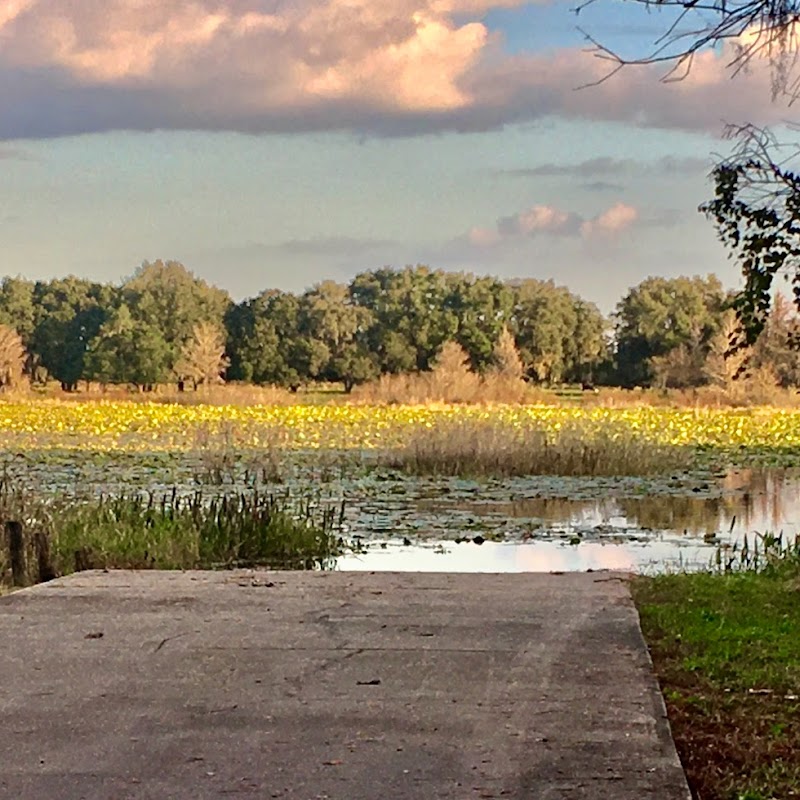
[337,468,800,573]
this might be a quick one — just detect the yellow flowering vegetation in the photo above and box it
[0,400,798,457]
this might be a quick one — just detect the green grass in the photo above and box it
[0,485,344,588]
[633,553,800,799]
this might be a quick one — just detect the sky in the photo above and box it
[1,0,795,313]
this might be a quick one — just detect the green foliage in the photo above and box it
[30,277,113,388]
[123,260,231,372]
[85,305,171,387]
[615,275,728,387]
[350,266,459,371]
[700,127,800,346]
[510,279,607,383]
[301,280,378,391]
[8,259,800,392]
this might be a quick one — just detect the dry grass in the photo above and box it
[384,417,693,477]
[28,381,298,406]
[351,371,552,405]
[586,384,800,409]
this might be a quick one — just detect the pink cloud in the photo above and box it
[580,202,638,237]
[0,1,792,138]
[468,201,639,247]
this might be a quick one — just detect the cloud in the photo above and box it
[0,145,36,160]
[0,2,791,139]
[579,201,638,237]
[467,200,640,247]
[582,180,626,192]
[501,155,711,178]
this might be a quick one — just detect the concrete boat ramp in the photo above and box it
[0,571,690,799]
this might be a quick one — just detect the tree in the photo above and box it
[0,278,35,345]
[30,278,113,390]
[175,322,230,388]
[650,331,706,389]
[300,281,378,391]
[349,266,458,372]
[432,340,472,377]
[614,275,728,386]
[0,324,26,390]
[704,309,751,389]
[225,290,325,389]
[510,280,583,383]
[443,274,514,371]
[84,305,171,389]
[586,0,800,336]
[123,260,231,374]
[566,299,608,383]
[491,326,525,380]
[750,292,800,385]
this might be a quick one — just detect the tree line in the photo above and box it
[0,260,796,393]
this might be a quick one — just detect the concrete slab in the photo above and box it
[0,570,689,799]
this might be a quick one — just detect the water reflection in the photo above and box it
[415,470,800,540]
[340,469,800,574]
[337,539,712,574]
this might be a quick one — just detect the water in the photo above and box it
[5,451,800,573]
[337,468,800,573]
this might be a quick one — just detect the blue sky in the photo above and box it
[0,0,788,312]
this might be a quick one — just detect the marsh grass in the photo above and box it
[191,421,288,484]
[385,418,693,477]
[0,482,343,587]
[713,531,800,574]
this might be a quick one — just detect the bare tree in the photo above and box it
[0,324,26,390]
[432,340,472,377]
[175,322,230,389]
[491,326,525,381]
[704,309,752,387]
[581,0,800,97]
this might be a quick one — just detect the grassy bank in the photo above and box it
[633,546,800,799]
[0,486,343,588]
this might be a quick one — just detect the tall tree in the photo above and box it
[123,260,231,374]
[614,275,728,387]
[704,310,751,389]
[350,266,458,372]
[750,293,800,386]
[30,278,113,390]
[301,281,378,392]
[510,280,583,383]
[443,274,514,371]
[226,290,325,389]
[0,277,35,345]
[491,326,525,381]
[85,305,171,389]
[587,0,800,335]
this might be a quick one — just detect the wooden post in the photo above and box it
[33,531,57,583]
[74,547,95,573]
[6,520,26,587]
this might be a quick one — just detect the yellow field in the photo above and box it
[0,399,797,454]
